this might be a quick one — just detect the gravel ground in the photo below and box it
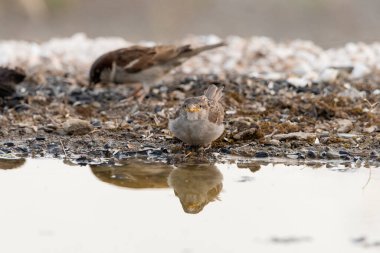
[0,35,379,166]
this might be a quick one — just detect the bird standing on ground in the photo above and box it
[169,85,224,147]
[89,42,225,92]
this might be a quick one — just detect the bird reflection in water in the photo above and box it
[90,159,173,189]
[90,160,223,214]
[168,164,223,214]
[0,158,26,170]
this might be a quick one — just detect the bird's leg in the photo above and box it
[125,82,152,103]
[204,143,212,150]
[109,61,117,83]
[124,83,144,103]
[135,85,147,104]
[135,83,152,104]
[142,83,151,94]
[198,143,212,153]
[127,83,143,96]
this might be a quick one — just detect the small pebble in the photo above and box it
[0,148,11,153]
[75,156,90,166]
[63,118,93,135]
[326,149,340,159]
[220,147,231,154]
[339,155,351,161]
[336,119,353,133]
[3,142,15,147]
[35,136,46,141]
[370,151,378,158]
[287,77,309,88]
[12,104,29,113]
[170,90,186,100]
[15,146,28,153]
[42,124,58,133]
[287,152,305,159]
[255,151,269,158]
[104,121,117,129]
[339,150,351,156]
[90,119,102,128]
[363,125,378,133]
[306,150,317,159]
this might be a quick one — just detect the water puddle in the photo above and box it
[0,158,379,253]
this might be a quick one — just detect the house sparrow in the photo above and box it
[90,159,173,189]
[89,42,225,90]
[169,84,224,146]
[168,164,223,214]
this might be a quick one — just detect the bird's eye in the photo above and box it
[199,105,202,108]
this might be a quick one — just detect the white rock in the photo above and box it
[350,63,371,79]
[319,68,339,82]
[0,34,379,82]
[287,77,309,87]
[336,119,353,133]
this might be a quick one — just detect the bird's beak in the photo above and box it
[186,104,201,113]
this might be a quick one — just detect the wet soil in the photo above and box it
[0,69,379,166]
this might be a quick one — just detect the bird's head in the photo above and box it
[181,97,209,121]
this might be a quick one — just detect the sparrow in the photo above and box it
[90,159,173,189]
[89,42,225,90]
[168,164,223,214]
[169,84,224,146]
[0,67,26,98]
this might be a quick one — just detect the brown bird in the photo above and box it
[168,164,223,214]
[89,42,225,91]
[169,85,224,147]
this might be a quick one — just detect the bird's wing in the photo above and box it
[204,85,224,101]
[89,46,155,83]
[208,101,224,125]
[124,45,191,73]
[116,46,156,72]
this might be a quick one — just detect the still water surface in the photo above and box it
[0,159,379,253]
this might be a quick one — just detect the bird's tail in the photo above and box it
[204,84,223,102]
[192,42,226,54]
[178,42,226,58]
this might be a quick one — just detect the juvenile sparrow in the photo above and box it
[89,42,225,90]
[169,85,224,146]
[168,164,223,214]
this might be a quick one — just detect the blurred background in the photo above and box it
[0,0,379,47]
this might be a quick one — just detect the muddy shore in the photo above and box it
[0,35,379,166]
[0,71,379,166]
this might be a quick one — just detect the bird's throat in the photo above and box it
[186,112,199,121]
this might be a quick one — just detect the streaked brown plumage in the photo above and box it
[169,85,224,146]
[89,42,225,87]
